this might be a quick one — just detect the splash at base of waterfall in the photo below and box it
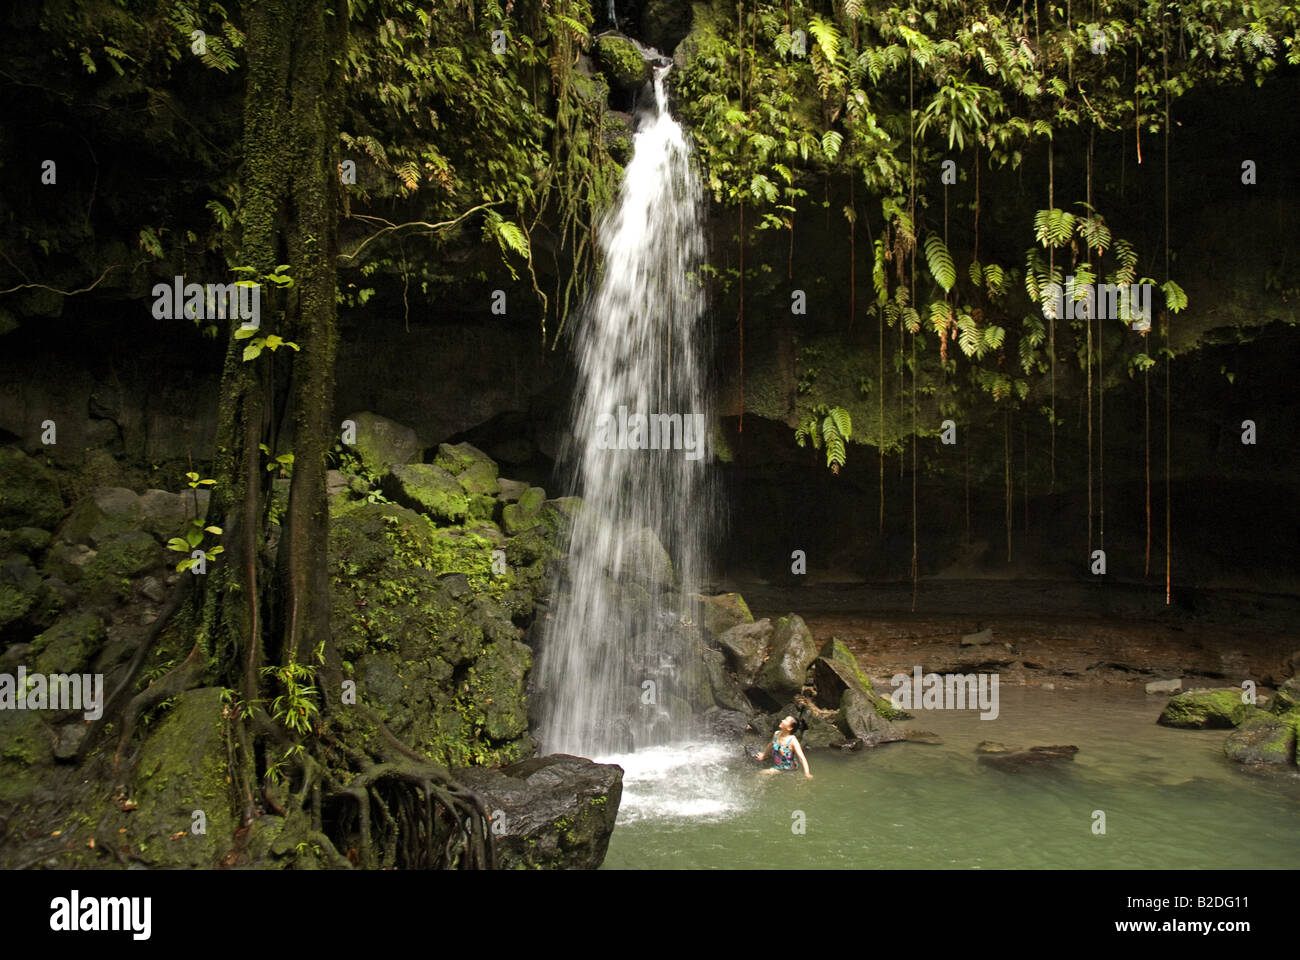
[599,742,749,823]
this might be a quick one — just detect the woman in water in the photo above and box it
[755,715,813,779]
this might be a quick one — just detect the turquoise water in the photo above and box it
[600,686,1300,869]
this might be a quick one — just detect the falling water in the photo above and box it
[536,67,714,758]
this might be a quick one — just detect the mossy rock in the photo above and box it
[471,639,531,741]
[434,442,499,491]
[0,711,53,801]
[126,687,236,868]
[602,110,634,165]
[697,592,754,637]
[32,611,106,675]
[58,487,142,546]
[1268,676,1300,715]
[0,527,53,556]
[595,34,649,91]
[80,531,163,604]
[329,500,536,768]
[345,411,421,477]
[1223,709,1297,765]
[384,463,469,524]
[0,448,64,529]
[502,486,547,535]
[1157,688,1252,729]
[816,638,913,720]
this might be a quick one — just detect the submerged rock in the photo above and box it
[979,744,1079,772]
[458,754,623,870]
[1157,688,1252,729]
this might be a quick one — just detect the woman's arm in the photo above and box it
[792,738,813,779]
[756,741,771,760]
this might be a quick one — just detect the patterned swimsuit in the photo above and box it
[772,733,797,771]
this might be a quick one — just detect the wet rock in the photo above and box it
[345,411,421,475]
[714,618,770,688]
[960,627,995,646]
[1224,710,1297,765]
[701,708,750,741]
[594,34,651,92]
[1146,678,1183,695]
[975,740,1011,754]
[702,646,750,712]
[608,525,673,586]
[756,614,817,701]
[1157,688,1252,729]
[799,710,843,749]
[457,754,623,870]
[839,687,905,746]
[979,745,1078,772]
[905,730,944,745]
[696,592,754,638]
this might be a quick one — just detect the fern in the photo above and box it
[924,234,956,293]
[821,129,843,160]
[795,405,852,473]
[1162,279,1188,313]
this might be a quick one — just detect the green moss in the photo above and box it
[79,532,161,603]
[32,611,106,675]
[0,448,64,529]
[1158,688,1253,729]
[385,463,469,524]
[595,35,648,90]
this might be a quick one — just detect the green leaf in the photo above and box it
[243,342,264,362]
[924,235,956,293]
[166,537,190,553]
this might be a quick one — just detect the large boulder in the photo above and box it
[814,637,913,720]
[138,488,208,541]
[458,754,623,869]
[384,463,470,524]
[1157,688,1252,729]
[344,411,421,477]
[714,618,770,688]
[57,487,141,546]
[696,592,753,637]
[1223,710,1297,765]
[755,614,817,700]
[433,442,500,497]
[122,687,237,868]
[608,525,673,587]
[329,500,536,767]
[0,447,64,529]
[594,34,650,92]
[31,611,106,676]
[839,687,905,746]
[701,646,750,713]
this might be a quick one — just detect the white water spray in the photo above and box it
[536,68,715,759]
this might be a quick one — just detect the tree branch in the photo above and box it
[336,202,504,265]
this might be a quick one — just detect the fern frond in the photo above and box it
[924,234,956,293]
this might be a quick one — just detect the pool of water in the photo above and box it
[598,686,1300,869]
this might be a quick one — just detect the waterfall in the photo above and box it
[536,67,714,759]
